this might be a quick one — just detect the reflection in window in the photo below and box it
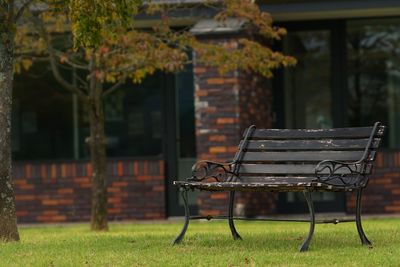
[283,30,336,208]
[284,30,332,129]
[347,19,400,148]
[176,61,196,158]
[78,74,164,158]
[12,63,74,160]
[13,65,167,160]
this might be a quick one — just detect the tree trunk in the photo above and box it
[0,2,20,241]
[87,63,108,231]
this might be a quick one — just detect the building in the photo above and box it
[13,0,400,223]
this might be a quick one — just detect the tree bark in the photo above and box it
[47,37,109,230]
[0,1,20,241]
[87,58,108,231]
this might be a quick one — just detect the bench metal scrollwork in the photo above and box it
[314,121,382,188]
[188,161,237,182]
[314,160,366,188]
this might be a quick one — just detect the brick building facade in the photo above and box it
[11,1,400,223]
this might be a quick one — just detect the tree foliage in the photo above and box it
[68,0,143,47]
[16,0,295,83]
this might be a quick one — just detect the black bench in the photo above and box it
[172,122,385,251]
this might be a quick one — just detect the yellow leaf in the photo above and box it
[21,59,33,70]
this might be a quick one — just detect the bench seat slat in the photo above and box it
[238,163,372,175]
[247,126,385,139]
[173,180,355,192]
[241,138,381,151]
[241,151,376,162]
[238,176,314,183]
[238,175,359,185]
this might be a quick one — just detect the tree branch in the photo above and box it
[14,0,35,22]
[73,72,89,89]
[48,49,88,99]
[14,54,49,61]
[52,60,89,92]
[53,50,89,70]
[102,75,127,98]
[32,15,88,99]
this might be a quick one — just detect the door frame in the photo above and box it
[163,73,198,217]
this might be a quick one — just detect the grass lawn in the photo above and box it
[0,218,399,266]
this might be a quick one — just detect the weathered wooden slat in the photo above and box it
[241,151,376,162]
[174,181,353,192]
[238,176,314,183]
[241,138,381,151]
[238,163,372,175]
[246,126,385,139]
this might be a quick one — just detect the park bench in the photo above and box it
[172,122,385,251]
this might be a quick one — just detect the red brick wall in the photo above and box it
[347,151,400,214]
[194,37,276,217]
[236,72,277,216]
[13,158,165,223]
[194,65,240,215]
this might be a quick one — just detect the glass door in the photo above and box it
[165,61,198,217]
[175,65,198,214]
[277,22,346,213]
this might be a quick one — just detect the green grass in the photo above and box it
[0,218,399,266]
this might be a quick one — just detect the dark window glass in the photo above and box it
[176,62,196,158]
[13,60,194,159]
[12,63,74,160]
[284,30,332,128]
[347,18,400,148]
[78,74,164,158]
[282,28,341,211]
[176,61,198,207]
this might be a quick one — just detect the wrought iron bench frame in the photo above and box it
[172,122,385,252]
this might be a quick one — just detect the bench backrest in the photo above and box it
[233,122,386,187]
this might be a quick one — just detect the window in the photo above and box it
[284,30,332,129]
[176,63,196,158]
[13,65,170,160]
[281,25,342,213]
[78,75,164,159]
[276,17,400,213]
[347,18,400,148]
[13,63,74,160]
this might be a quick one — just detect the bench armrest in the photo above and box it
[314,122,383,188]
[188,160,237,182]
[314,160,367,188]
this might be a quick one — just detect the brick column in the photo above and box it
[193,37,277,217]
[237,72,278,217]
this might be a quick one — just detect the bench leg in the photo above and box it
[228,191,242,240]
[356,189,372,248]
[299,191,315,252]
[172,188,190,245]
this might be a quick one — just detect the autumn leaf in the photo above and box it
[21,59,33,70]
